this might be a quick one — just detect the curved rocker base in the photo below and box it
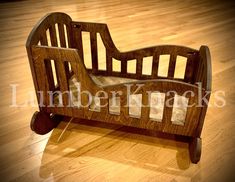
[30,111,62,135]
[189,137,202,164]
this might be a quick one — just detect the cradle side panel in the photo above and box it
[71,21,200,84]
[102,80,204,136]
[31,45,204,137]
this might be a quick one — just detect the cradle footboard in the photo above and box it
[26,12,73,103]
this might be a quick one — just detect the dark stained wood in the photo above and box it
[189,137,202,164]
[167,54,177,78]
[121,60,127,74]
[54,61,70,107]
[40,31,48,46]
[141,90,150,124]
[44,60,55,91]
[40,32,56,91]
[90,32,98,73]
[26,12,212,163]
[106,53,112,74]
[185,52,197,83]
[58,23,70,79]
[58,23,66,47]
[65,24,72,48]
[49,25,58,47]
[152,53,159,78]
[71,24,84,61]
[195,45,212,137]
[136,57,143,78]
[199,45,212,91]
[71,21,198,66]
[30,111,61,135]
[162,91,174,132]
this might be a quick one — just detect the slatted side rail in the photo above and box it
[102,80,204,136]
[31,45,205,136]
[71,21,199,84]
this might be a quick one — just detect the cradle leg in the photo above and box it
[189,137,201,164]
[30,111,62,135]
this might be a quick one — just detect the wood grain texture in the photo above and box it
[28,13,209,141]
[0,0,235,181]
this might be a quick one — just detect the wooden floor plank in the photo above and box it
[0,0,235,181]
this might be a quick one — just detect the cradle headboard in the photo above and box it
[26,12,72,47]
[26,13,73,100]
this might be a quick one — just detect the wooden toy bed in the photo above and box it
[26,12,211,163]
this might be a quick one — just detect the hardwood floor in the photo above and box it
[0,0,235,181]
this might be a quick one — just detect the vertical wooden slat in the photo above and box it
[152,53,159,78]
[162,91,174,132]
[44,60,55,91]
[195,58,204,84]
[141,91,150,121]
[72,24,84,61]
[55,61,69,107]
[90,32,98,73]
[49,25,58,46]
[121,60,127,74]
[69,62,86,117]
[120,93,128,120]
[194,51,206,85]
[49,25,62,88]
[34,58,49,107]
[41,31,55,90]
[58,24,70,79]
[64,61,70,81]
[184,53,196,83]
[184,96,197,135]
[58,23,66,47]
[66,24,72,48]
[167,54,177,78]
[136,57,143,78]
[106,53,112,75]
[40,31,48,46]
[58,23,70,80]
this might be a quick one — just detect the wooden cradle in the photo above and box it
[26,12,211,163]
